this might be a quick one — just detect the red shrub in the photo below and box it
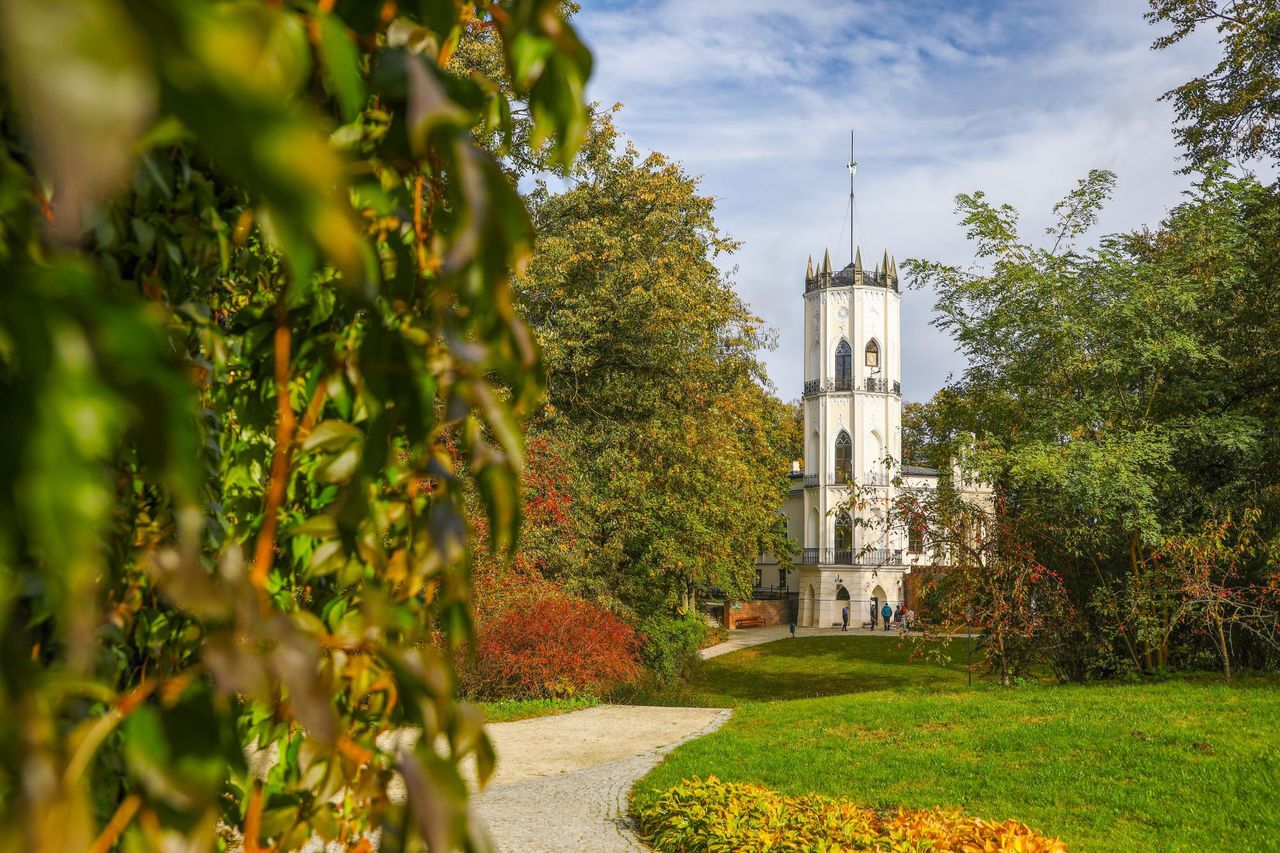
[460,593,642,700]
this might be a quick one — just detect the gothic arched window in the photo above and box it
[865,339,880,368]
[834,512,853,555]
[834,431,852,483]
[834,340,851,389]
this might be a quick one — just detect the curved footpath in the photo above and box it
[471,705,730,851]
[471,627,906,850]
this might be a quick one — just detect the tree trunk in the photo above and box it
[1130,534,1155,671]
[1214,609,1232,684]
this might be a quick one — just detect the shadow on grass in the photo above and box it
[632,636,973,707]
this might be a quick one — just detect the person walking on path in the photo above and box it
[841,606,849,631]
[881,602,893,631]
[869,601,878,630]
[904,607,915,631]
[894,604,903,625]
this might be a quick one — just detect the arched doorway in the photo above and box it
[870,583,887,626]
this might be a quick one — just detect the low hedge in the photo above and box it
[634,776,1066,852]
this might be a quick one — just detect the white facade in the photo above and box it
[756,247,941,628]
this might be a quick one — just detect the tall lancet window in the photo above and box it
[834,341,851,390]
[865,339,880,369]
[834,512,853,557]
[834,431,852,483]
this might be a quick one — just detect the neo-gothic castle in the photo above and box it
[754,246,964,628]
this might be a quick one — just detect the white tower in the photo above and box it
[795,244,906,628]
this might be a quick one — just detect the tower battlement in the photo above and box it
[804,246,899,292]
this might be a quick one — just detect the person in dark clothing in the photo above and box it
[841,606,849,631]
[881,602,893,631]
[869,601,878,630]
[894,604,903,624]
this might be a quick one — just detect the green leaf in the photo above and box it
[317,12,365,121]
[130,216,156,251]
[301,419,362,452]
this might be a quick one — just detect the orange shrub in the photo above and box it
[459,591,642,700]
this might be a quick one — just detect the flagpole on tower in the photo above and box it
[847,129,858,266]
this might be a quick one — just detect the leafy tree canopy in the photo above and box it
[517,116,796,613]
[1148,0,1280,166]
[908,165,1280,674]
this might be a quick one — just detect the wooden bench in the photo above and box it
[733,616,765,629]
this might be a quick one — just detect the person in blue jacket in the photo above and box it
[881,601,893,631]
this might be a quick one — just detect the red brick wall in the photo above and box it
[727,598,789,628]
[904,565,945,615]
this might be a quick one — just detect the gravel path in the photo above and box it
[471,705,730,851]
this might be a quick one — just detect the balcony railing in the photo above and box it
[803,474,819,488]
[806,377,901,397]
[861,377,903,394]
[794,548,905,566]
[803,377,852,396]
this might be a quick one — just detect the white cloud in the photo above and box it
[574,0,1223,401]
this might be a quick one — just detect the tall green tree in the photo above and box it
[909,167,1280,677]
[902,391,967,470]
[517,118,795,619]
[0,1,589,849]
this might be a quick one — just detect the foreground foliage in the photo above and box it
[636,638,1280,851]
[636,776,1066,853]
[0,1,589,849]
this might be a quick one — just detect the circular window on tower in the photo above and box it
[836,306,848,320]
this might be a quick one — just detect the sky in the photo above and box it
[572,0,1223,403]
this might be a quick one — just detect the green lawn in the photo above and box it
[651,635,973,706]
[634,637,1280,851]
